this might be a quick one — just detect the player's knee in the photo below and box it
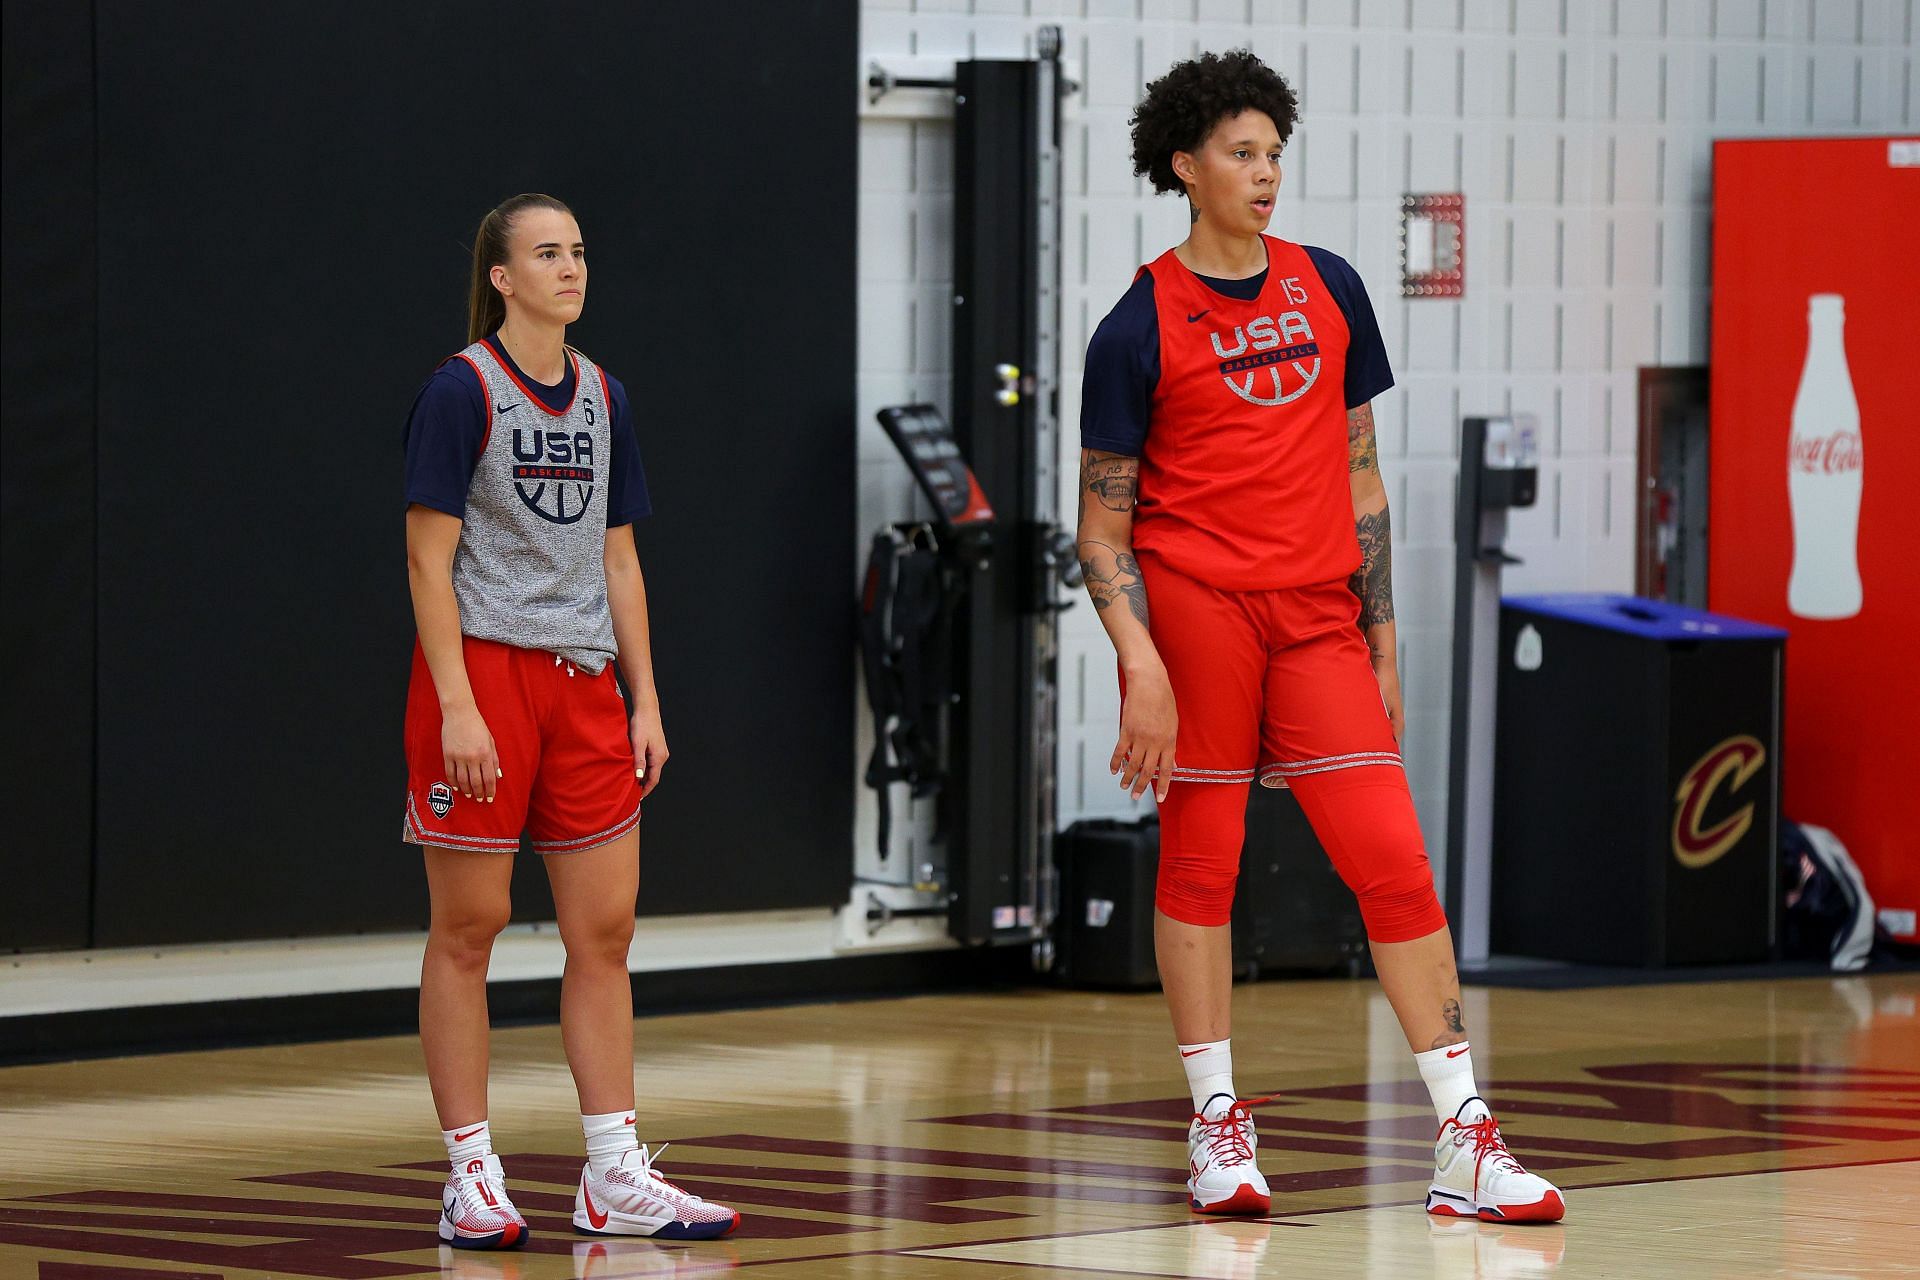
[1299,773,1446,942]
[561,910,636,969]
[1155,782,1247,927]
[1336,829,1446,942]
[430,903,512,969]
[1355,872,1447,943]
[1155,857,1238,926]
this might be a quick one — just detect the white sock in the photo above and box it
[582,1109,639,1177]
[442,1120,492,1170]
[1177,1038,1235,1113]
[1413,1041,1480,1122]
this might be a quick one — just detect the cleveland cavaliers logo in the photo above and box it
[1211,311,1321,406]
[512,397,596,525]
[1671,735,1766,869]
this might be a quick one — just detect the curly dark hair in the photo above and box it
[1129,50,1299,197]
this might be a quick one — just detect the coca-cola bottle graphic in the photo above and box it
[1786,293,1864,620]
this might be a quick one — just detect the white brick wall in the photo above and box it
[856,0,1917,868]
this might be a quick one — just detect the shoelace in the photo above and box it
[1455,1116,1525,1185]
[1193,1095,1271,1169]
[610,1143,695,1199]
[453,1162,513,1218]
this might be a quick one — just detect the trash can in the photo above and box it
[1491,594,1786,967]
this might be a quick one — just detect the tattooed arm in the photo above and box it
[1346,402,1404,745]
[1077,449,1176,801]
[1078,451,1150,629]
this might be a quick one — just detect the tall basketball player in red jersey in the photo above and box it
[1078,54,1564,1223]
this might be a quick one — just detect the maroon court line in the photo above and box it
[717,1152,1920,1271]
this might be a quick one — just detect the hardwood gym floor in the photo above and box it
[3,972,1916,1278]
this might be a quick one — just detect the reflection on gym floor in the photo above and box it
[3,973,1916,1278]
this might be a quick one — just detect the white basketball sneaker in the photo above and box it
[573,1144,741,1240]
[1186,1094,1272,1215]
[438,1154,529,1249]
[1426,1097,1566,1222]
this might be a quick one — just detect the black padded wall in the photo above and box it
[1,0,99,951]
[16,1,858,947]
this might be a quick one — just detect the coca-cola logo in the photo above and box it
[1790,431,1863,474]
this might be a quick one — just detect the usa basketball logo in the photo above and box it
[512,396,596,525]
[1211,311,1321,406]
[1671,735,1766,869]
[429,781,455,819]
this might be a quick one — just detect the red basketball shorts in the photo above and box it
[402,637,642,855]
[1133,551,1445,943]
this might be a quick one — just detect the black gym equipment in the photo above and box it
[864,35,1075,958]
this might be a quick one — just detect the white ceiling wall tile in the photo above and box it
[1405,293,1460,372]
[1812,0,1865,42]
[1410,39,1464,117]
[1808,50,1864,122]
[1711,48,1767,121]
[1306,36,1361,114]
[1667,0,1718,37]
[1611,44,1668,122]
[1713,0,1767,39]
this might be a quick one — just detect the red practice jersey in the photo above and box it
[1124,236,1380,591]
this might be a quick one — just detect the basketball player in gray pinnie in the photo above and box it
[400,194,740,1246]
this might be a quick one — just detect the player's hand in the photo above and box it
[1371,649,1406,747]
[1114,665,1177,803]
[442,704,501,803]
[630,699,669,800]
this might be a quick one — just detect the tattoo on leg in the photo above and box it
[1347,508,1395,629]
[1078,541,1149,628]
[1428,1000,1467,1051]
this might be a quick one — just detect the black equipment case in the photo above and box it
[1054,789,1366,988]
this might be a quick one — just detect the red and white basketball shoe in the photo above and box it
[573,1145,741,1240]
[438,1154,529,1249]
[1425,1097,1566,1222]
[1187,1094,1272,1215]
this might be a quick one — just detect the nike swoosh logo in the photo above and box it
[496,403,521,416]
[453,1126,486,1142]
[1180,1048,1209,1058]
[1446,1047,1469,1059]
[582,1175,609,1229]
[1186,310,1211,323]
[624,1115,636,1125]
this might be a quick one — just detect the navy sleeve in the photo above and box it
[1079,271,1160,456]
[1303,245,1395,409]
[604,373,652,526]
[403,361,487,518]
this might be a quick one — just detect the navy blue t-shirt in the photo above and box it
[404,334,652,525]
[1081,245,1393,456]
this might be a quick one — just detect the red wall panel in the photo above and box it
[1710,137,1920,940]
